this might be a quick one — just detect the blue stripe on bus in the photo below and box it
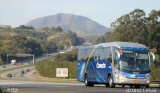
[121,47,148,51]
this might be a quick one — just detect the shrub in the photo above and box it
[151,65,160,80]
[0,61,4,65]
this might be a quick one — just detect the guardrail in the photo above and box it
[150,80,160,87]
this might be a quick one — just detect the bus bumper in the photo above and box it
[117,75,150,85]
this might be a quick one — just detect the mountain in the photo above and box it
[26,13,110,35]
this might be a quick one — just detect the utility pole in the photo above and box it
[7,54,8,64]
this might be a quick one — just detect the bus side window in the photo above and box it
[108,54,112,62]
[112,47,120,68]
[105,47,112,63]
[114,53,119,69]
[94,48,98,61]
[94,56,97,60]
[100,48,105,60]
[90,56,94,61]
[98,55,100,60]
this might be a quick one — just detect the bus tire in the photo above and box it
[145,85,149,88]
[108,76,115,88]
[84,75,94,87]
[134,85,140,88]
[130,85,133,88]
[106,83,109,87]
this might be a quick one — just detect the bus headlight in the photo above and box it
[121,74,126,78]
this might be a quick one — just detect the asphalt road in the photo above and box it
[0,82,159,93]
[1,66,35,79]
[0,63,30,71]
[0,52,57,71]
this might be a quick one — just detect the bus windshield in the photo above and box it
[119,50,150,74]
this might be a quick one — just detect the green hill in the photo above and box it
[0,25,84,59]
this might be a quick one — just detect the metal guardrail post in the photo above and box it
[7,54,8,64]
[33,54,35,65]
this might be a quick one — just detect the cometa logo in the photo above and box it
[96,63,106,68]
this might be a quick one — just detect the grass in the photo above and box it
[150,84,160,87]
[30,70,80,84]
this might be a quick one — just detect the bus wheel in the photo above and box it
[84,75,94,87]
[106,83,109,87]
[122,85,125,87]
[134,85,140,88]
[145,85,149,88]
[130,85,133,88]
[108,76,115,88]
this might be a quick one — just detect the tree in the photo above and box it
[109,9,160,55]
[0,25,85,57]
[25,38,43,55]
[47,41,58,53]
[66,30,84,46]
[111,9,148,44]
[56,26,63,33]
[16,25,34,30]
[96,32,114,44]
[147,10,160,54]
[96,36,105,43]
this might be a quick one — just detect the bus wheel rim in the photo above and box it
[109,78,112,86]
[85,77,87,84]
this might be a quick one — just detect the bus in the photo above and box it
[77,42,155,88]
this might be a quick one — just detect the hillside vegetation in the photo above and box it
[0,25,84,63]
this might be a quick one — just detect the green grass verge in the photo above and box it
[29,71,80,84]
[150,84,160,87]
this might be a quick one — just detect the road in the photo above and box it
[0,52,58,79]
[1,66,35,79]
[0,81,159,93]
[0,63,30,71]
[0,52,58,71]
[0,52,67,80]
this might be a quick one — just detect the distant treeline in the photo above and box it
[96,9,160,65]
[96,9,160,55]
[0,25,84,62]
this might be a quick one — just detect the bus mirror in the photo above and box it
[115,50,120,60]
[150,52,156,63]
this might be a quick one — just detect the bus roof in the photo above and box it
[99,42,147,48]
[80,42,148,50]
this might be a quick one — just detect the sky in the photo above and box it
[0,0,160,28]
